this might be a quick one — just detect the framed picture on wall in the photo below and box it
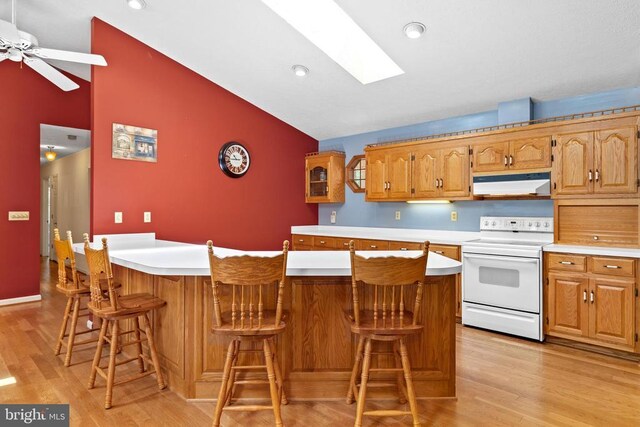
[112,123,158,162]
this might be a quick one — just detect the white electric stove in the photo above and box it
[462,216,553,341]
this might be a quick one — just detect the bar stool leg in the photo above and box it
[142,313,166,390]
[133,316,145,373]
[224,339,240,406]
[346,335,365,404]
[354,338,372,427]
[213,339,236,427]
[263,338,283,427]
[399,338,421,427]
[55,297,73,356]
[269,337,288,405]
[89,319,108,389]
[394,341,407,404]
[105,320,119,409]
[64,297,81,367]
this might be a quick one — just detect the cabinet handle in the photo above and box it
[400,247,408,251]
[319,240,325,244]
[593,235,599,241]
[440,178,444,188]
[583,290,587,302]
[509,155,513,166]
[434,250,444,254]
[504,156,508,166]
[298,239,304,242]
[590,291,595,303]
[343,242,349,246]
[604,265,621,269]
[370,245,377,249]
[559,261,574,265]
[588,170,593,181]
[388,181,391,190]
[595,169,599,182]
[435,178,439,188]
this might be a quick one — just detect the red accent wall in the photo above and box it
[0,63,90,301]
[91,19,317,250]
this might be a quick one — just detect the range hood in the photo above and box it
[473,173,551,197]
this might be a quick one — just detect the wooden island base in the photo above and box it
[112,265,456,400]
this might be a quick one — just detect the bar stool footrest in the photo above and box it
[363,410,413,417]
[223,405,274,412]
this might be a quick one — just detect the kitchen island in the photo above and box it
[74,233,461,401]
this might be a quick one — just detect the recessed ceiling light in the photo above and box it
[403,22,426,39]
[292,65,309,77]
[262,0,403,85]
[127,0,146,10]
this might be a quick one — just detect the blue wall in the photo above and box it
[317,87,640,231]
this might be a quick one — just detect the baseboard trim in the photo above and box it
[0,294,42,307]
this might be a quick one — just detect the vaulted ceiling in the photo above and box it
[2,0,639,140]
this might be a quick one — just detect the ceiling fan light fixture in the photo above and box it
[292,65,309,77]
[8,48,22,62]
[127,0,147,10]
[403,22,426,39]
[45,146,57,161]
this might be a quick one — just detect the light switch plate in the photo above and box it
[330,211,336,224]
[115,212,123,224]
[451,211,458,222]
[8,211,29,221]
[144,212,151,223]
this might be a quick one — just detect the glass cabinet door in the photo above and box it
[309,165,329,197]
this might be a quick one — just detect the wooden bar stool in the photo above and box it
[83,235,167,409]
[53,229,102,367]
[346,240,430,427]
[207,240,289,427]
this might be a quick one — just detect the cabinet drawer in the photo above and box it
[335,238,356,250]
[429,244,460,260]
[357,239,390,250]
[292,234,313,249]
[313,236,337,250]
[547,253,587,272]
[590,257,635,277]
[388,241,423,251]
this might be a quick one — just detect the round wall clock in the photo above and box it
[218,142,251,178]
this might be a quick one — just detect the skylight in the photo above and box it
[262,0,404,84]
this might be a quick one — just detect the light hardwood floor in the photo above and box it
[0,259,638,426]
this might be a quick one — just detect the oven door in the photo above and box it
[462,252,540,313]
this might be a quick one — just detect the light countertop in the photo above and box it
[73,233,462,277]
[543,244,640,259]
[291,225,480,246]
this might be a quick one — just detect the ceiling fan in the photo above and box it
[0,0,107,91]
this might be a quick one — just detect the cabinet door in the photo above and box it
[440,146,470,198]
[305,157,330,202]
[553,132,594,195]
[366,151,388,200]
[387,149,412,199]
[547,273,589,338]
[594,127,638,194]
[412,147,440,198]
[588,277,634,348]
[471,142,509,173]
[509,136,552,171]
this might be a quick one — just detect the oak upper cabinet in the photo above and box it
[413,145,470,199]
[589,276,635,348]
[365,147,412,200]
[594,127,638,194]
[471,141,509,173]
[547,273,589,338]
[305,151,345,203]
[552,126,638,197]
[509,136,552,170]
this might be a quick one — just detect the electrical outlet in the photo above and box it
[330,211,337,224]
[114,212,123,224]
[144,212,152,223]
[451,211,458,222]
[395,211,401,220]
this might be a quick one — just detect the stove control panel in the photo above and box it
[480,216,554,232]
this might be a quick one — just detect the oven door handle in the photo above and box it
[462,253,540,264]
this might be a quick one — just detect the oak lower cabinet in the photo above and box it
[545,252,638,353]
[552,126,638,197]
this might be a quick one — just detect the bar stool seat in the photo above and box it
[346,311,423,336]
[90,293,166,320]
[207,240,290,427]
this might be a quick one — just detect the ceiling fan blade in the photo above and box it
[0,52,8,63]
[23,57,80,91]
[28,47,107,66]
[0,19,20,45]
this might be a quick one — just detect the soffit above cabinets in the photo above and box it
[2,0,639,140]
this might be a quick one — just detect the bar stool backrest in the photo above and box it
[52,229,81,289]
[83,235,119,311]
[349,240,430,328]
[207,241,289,331]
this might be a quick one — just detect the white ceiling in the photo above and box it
[40,124,90,165]
[3,1,639,140]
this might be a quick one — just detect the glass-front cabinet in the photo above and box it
[305,151,345,203]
